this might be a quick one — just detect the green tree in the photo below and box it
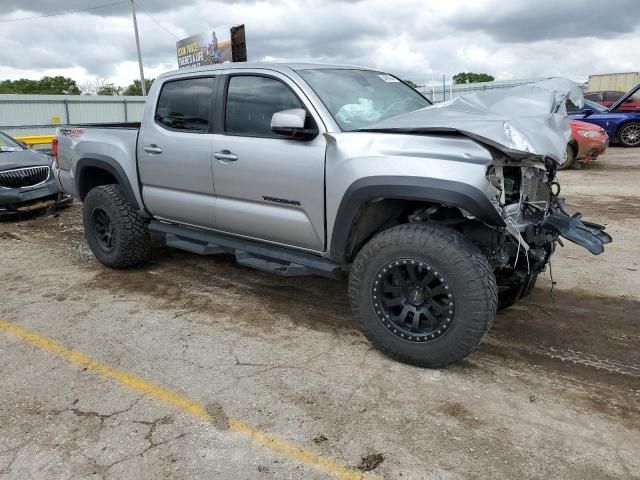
[97,83,122,95]
[452,72,495,85]
[81,79,122,96]
[0,76,81,94]
[122,78,154,96]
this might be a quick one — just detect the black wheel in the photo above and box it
[497,272,538,311]
[618,122,640,147]
[558,143,577,170]
[83,184,150,268]
[348,223,497,368]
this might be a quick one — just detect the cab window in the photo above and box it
[155,77,215,132]
[224,75,307,137]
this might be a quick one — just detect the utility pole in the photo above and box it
[130,0,147,96]
[442,74,446,102]
[431,75,435,102]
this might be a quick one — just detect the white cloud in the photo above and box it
[0,0,639,87]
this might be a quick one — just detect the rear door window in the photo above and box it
[155,77,215,133]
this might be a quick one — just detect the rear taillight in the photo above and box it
[51,137,59,168]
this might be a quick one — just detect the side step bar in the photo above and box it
[149,221,343,279]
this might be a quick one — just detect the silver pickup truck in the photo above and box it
[54,63,611,367]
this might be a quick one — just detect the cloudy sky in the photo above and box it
[1,0,640,88]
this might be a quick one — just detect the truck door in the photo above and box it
[211,72,326,252]
[137,75,217,228]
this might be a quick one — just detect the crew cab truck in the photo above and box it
[54,63,610,367]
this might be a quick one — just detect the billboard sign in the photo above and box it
[176,30,232,69]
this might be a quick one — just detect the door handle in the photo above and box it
[214,150,238,161]
[143,145,163,154]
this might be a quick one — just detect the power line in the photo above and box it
[0,1,129,23]
[133,0,180,39]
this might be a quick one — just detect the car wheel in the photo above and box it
[83,184,150,268]
[618,122,640,147]
[558,143,576,170]
[348,223,497,368]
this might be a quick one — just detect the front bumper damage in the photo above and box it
[488,159,612,298]
[364,77,612,295]
[542,208,612,255]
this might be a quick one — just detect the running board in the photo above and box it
[150,221,342,279]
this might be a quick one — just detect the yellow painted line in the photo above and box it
[0,319,372,480]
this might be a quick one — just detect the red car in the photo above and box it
[584,90,640,111]
[562,120,608,170]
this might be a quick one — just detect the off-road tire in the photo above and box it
[558,143,577,170]
[618,122,640,148]
[83,184,150,268]
[348,223,497,368]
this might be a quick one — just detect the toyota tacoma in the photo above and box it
[53,63,611,367]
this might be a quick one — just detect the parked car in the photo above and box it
[561,120,608,169]
[53,65,610,367]
[584,90,640,111]
[0,130,72,217]
[568,83,640,147]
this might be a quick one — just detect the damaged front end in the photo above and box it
[481,154,611,303]
[364,77,612,301]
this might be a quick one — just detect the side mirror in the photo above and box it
[581,108,594,117]
[271,108,318,140]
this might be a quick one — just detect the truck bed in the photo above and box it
[55,124,143,208]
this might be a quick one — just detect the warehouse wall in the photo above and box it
[587,72,640,92]
[0,95,147,137]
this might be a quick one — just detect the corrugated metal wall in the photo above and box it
[0,95,147,137]
[587,72,640,92]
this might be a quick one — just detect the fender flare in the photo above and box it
[76,155,140,210]
[329,176,505,263]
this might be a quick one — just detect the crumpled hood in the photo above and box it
[0,149,52,171]
[362,78,584,164]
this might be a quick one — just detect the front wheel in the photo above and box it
[618,122,640,147]
[558,143,577,170]
[83,184,150,268]
[348,223,497,368]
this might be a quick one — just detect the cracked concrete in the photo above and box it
[0,147,639,479]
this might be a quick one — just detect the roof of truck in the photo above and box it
[159,62,375,79]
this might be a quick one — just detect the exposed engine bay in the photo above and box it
[473,155,611,299]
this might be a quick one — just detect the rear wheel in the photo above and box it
[618,122,640,147]
[83,184,150,268]
[348,223,497,368]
